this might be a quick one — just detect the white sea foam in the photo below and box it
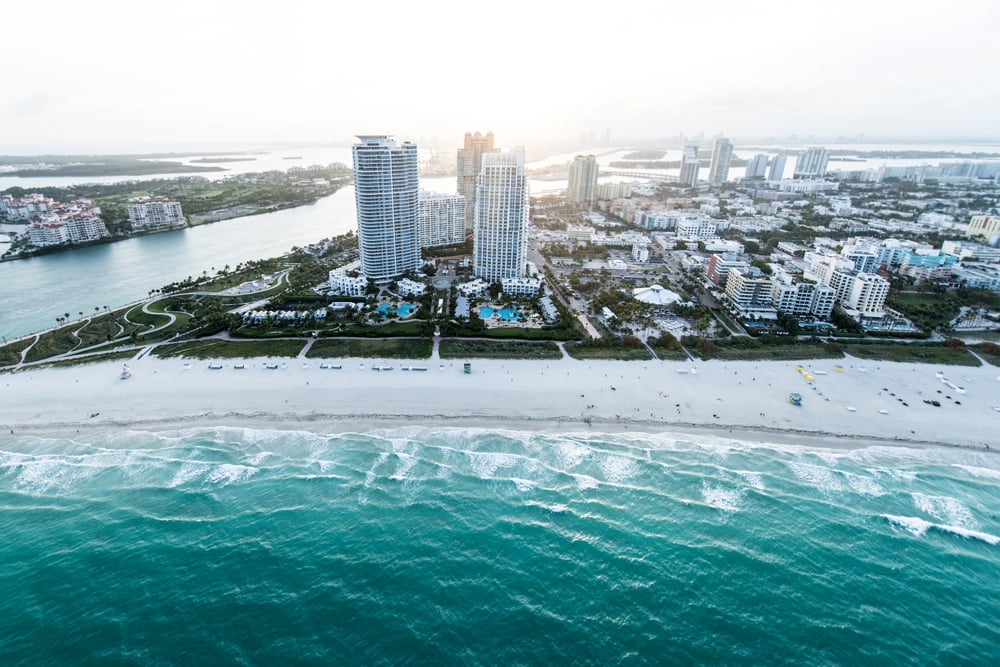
[952,464,1000,481]
[701,483,745,511]
[509,477,536,492]
[734,470,765,491]
[168,462,211,488]
[598,454,639,483]
[466,451,525,479]
[788,462,844,493]
[205,464,258,486]
[842,471,885,497]
[388,452,418,481]
[553,440,593,469]
[913,493,977,529]
[573,474,600,490]
[883,515,1000,546]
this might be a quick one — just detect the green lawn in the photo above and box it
[305,338,433,359]
[686,339,843,361]
[23,326,81,363]
[565,342,652,360]
[153,339,306,359]
[439,339,562,360]
[842,343,981,366]
[0,338,34,366]
[971,342,1000,366]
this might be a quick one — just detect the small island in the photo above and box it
[1,163,352,260]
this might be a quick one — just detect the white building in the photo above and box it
[473,149,529,282]
[725,267,776,319]
[501,276,541,296]
[418,191,466,249]
[768,154,787,181]
[595,182,632,200]
[744,153,768,179]
[679,144,700,187]
[708,137,733,186]
[353,135,421,281]
[676,216,718,240]
[843,273,890,318]
[632,244,650,263]
[396,277,428,297]
[328,265,368,297]
[567,155,599,206]
[793,147,830,179]
[770,275,837,318]
[127,197,185,231]
[26,199,109,246]
[941,239,1000,263]
[457,277,489,297]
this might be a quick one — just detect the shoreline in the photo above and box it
[3,355,998,451]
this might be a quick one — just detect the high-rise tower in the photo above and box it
[457,131,498,233]
[708,137,733,186]
[768,154,787,180]
[473,149,528,282]
[352,135,420,281]
[793,147,829,179]
[567,155,599,206]
[679,144,701,187]
[744,153,769,179]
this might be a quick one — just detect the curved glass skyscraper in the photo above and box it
[352,135,420,281]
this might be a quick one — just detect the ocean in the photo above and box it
[1,426,998,665]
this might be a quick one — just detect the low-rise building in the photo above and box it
[501,276,542,296]
[328,263,368,297]
[396,277,427,297]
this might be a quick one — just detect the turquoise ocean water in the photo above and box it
[1,427,998,665]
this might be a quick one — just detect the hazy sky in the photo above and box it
[2,0,998,151]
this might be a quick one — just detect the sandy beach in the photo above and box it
[2,353,998,450]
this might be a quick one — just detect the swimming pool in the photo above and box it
[376,303,415,318]
[479,306,521,322]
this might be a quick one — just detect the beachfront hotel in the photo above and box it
[457,131,499,233]
[352,135,421,282]
[473,149,529,282]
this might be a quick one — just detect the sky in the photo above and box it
[2,0,998,152]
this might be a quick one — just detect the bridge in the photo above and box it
[602,170,679,183]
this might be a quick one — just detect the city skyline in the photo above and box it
[2,0,999,153]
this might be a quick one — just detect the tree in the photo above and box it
[488,282,502,301]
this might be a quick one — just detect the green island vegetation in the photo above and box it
[647,334,690,361]
[154,339,306,359]
[620,150,666,160]
[0,337,33,366]
[565,337,652,360]
[886,288,1000,332]
[839,338,981,366]
[682,335,844,362]
[0,155,224,177]
[305,338,432,359]
[971,341,1000,366]
[438,339,562,360]
[190,157,258,163]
